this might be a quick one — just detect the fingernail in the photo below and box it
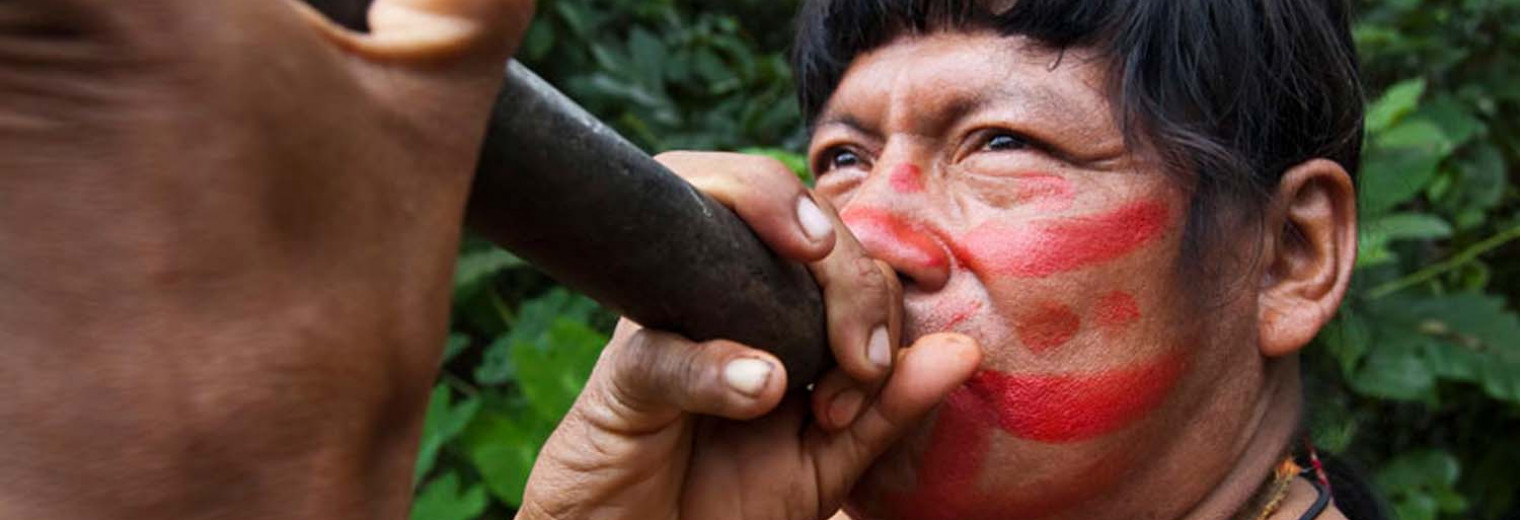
[829,389,864,427]
[867,325,891,369]
[797,196,833,244]
[724,358,773,397]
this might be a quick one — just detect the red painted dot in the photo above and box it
[1015,302,1081,353]
[1095,291,1141,328]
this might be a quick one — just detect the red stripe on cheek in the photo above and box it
[890,164,925,194]
[1015,302,1080,353]
[966,352,1187,443]
[841,207,948,269]
[954,200,1170,278]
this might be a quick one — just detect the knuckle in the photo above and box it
[672,343,712,396]
[851,256,890,297]
[600,332,662,409]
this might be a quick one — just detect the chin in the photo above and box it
[842,381,1183,520]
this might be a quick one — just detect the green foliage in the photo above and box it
[519,0,806,153]
[1302,2,1520,519]
[414,1,1520,518]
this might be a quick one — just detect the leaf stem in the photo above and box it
[1367,223,1520,299]
[442,371,481,399]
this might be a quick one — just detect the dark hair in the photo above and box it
[791,0,1363,247]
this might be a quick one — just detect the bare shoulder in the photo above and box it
[827,510,854,520]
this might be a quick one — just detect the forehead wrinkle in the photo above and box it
[819,33,1117,144]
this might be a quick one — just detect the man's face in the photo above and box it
[808,31,1261,519]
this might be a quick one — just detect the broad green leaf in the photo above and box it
[1364,213,1453,243]
[415,386,482,485]
[1376,449,1467,520]
[476,289,601,385]
[522,19,557,62]
[1451,142,1508,213]
[628,27,667,89]
[1418,95,1486,147]
[475,335,517,385]
[1321,312,1371,376]
[1360,122,1451,215]
[1365,78,1427,136]
[554,1,591,40]
[586,72,667,108]
[1377,449,1461,491]
[454,248,524,294]
[512,318,606,421]
[1351,346,1436,400]
[410,473,488,520]
[1375,119,1452,152]
[461,407,552,508]
[441,333,471,366]
[1361,293,1520,403]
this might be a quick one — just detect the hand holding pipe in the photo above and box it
[300,0,831,388]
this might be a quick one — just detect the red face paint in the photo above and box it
[1095,290,1141,328]
[1014,301,1080,353]
[841,207,948,269]
[889,388,993,520]
[930,298,983,330]
[1011,173,1075,212]
[886,358,1167,520]
[967,351,1187,443]
[889,164,925,194]
[954,200,1170,278]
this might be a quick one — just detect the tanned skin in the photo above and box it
[519,32,1357,520]
[0,0,531,518]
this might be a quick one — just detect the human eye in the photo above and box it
[980,130,1033,152]
[814,146,871,175]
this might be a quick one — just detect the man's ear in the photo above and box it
[1257,158,1358,357]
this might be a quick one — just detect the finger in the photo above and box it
[810,197,904,383]
[294,0,534,65]
[582,322,789,432]
[810,367,873,432]
[655,151,836,262]
[809,333,982,498]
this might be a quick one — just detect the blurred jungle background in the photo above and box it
[409,1,1520,519]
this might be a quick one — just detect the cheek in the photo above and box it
[870,197,1190,517]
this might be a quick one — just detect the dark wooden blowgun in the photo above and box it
[309,1,830,389]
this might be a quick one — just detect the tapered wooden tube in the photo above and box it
[465,63,829,389]
[302,0,830,388]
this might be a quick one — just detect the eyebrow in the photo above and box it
[815,81,1083,138]
[813,113,876,138]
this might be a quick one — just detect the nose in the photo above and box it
[838,163,952,292]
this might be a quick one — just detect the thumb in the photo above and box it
[577,322,791,434]
[312,0,534,65]
[807,333,983,507]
